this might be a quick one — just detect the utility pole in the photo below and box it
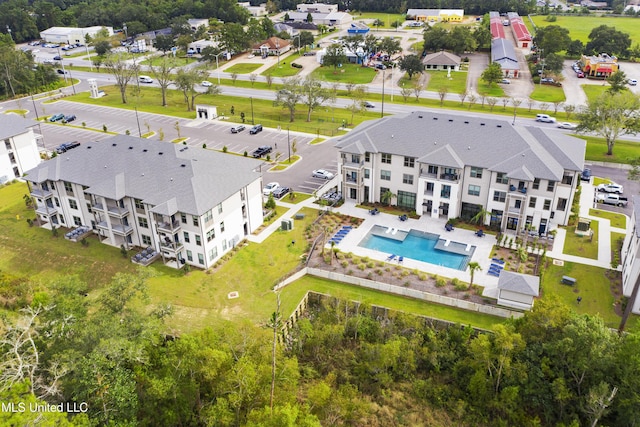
[381,69,385,118]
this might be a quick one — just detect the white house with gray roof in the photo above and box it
[334,112,585,235]
[24,136,264,269]
[497,270,540,310]
[0,115,41,184]
[621,196,640,315]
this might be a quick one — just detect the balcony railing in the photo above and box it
[106,205,129,217]
[30,188,52,198]
[160,239,183,252]
[345,176,358,184]
[35,203,58,216]
[424,189,434,196]
[96,221,133,236]
[92,202,105,211]
[509,185,527,194]
[439,173,459,181]
[157,220,181,233]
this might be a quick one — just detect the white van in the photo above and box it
[629,79,637,86]
[139,75,153,83]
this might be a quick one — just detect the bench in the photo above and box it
[294,213,305,220]
[561,276,576,286]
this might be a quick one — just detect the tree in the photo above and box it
[381,189,396,206]
[104,54,138,103]
[414,82,424,102]
[379,37,401,58]
[301,76,330,122]
[372,19,384,31]
[220,22,249,55]
[175,68,220,111]
[346,85,367,125]
[92,39,112,56]
[448,26,477,55]
[606,70,628,94]
[576,91,640,155]
[154,34,174,54]
[363,34,379,56]
[544,53,564,76]
[467,261,482,289]
[274,76,304,122]
[566,39,585,57]
[534,25,571,55]
[423,26,449,52]
[299,31,314,51]
[585,25,631,57]
[481,62,504,87]
[149,56,175,106]
[437,86,447,105]
[473,27,492,50]
[306,12,313,23]
[399,54,424,79]
[322,44,347,72]
[261,16,276,38]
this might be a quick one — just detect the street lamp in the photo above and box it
[292,34,301,52]
[381,69,385,118]
[250,96,254,125]
[276,39,280,66]
[6,25,12,41]
[390,62,396,101]
[213,51,225,84]
[123,23,128,39]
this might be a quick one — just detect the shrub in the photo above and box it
[324,255,332,264]
[347,269,353,275]
[385,267,391,272]
[403,281,411,287]
[336,253,345,260]
[345,252,353,259]
[418,273,427,281]
[366,261,375,268]
[358,263,366,271]
[400,270,410,277]
[341,261,349,268]
[436,278,447,287]
[202,143,207,149]
[454,281,468,292]
[375,268,383,276]
[223,145,228,153]
[51,226,58,238]
[367,272,373,279]
[80,238,89,247]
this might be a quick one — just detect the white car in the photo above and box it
[557,122,577,130]
[201,81,212,87]
[597,183,623,194]
[535,114,556,123]
[263,182,280,196]
[312,169,334,180]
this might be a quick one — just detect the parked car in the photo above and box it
[535,114,556,123]
[55,141,81,153]
[263,182,280,196]
[56,69,68,74]
[597,183,624,194]
[596,193,628,207]
[62,114,76,123]
[581,168,591,181]
[249,124,263,134]
[577,72,585,78]
[364,101,375,108]
[540,77,555,84]
[53,55,62,61]
[629,79,638,86]
[139,75,153,83]
[252,145,272,157]
[230,125,246,134]
[374,63,386,70]
[312,169,334,180]
[499,78,510,84]
[49,113,65,122]
[201,81,212,87]
[557,122,577,130]
[272,186,291,199]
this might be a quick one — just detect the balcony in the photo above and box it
[31,188,52,198]
[424,189,434,196]
[439,173,459,181]
[160,238,183,252]
[35,203,58,216]
[96,221,133,236]
[157,220,181,233]
[105,205,129,217]
[92,202,105,211]
[509,185,527,194]
[420,169,438,178]
[508,206,522,214]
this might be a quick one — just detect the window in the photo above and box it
[562,174,573,185]
[222,239,227,251]
[425,182,434,195]
[204,210,213,222]
[73,216,82,226]
[529,197,537,208]
[206,229,215,242]
[198,253,204,265]
[54,197,60,207]
[490,209,503,228]
[192,216,199,227]
[402,174,414,185]
[441,185,451,199]
[557,198,568,211]
[138,217,148,228]
[496,173,508,184]
[183,231,190,243]
[428,165,438,175]
[468,185,480,196]
[381,153,392,164]
[547,180,555,192]
[68,199,78,210]
[208,246,218,261]
[50,182,55,190]
[543,199,551,210]
[181,213,187,224]
[365,152,370,162]
[364,169,370,179]
[350,188,357,199]
[186,250,193,261]
[493,191,506,202]
[397,191,416,209]
[142,235,151,246]
[195,235,202,246]
[220,221,225,232]
[381,170,391,181]
[351,154,360,163]
[533,178,540,190]
[404,157,415,168]
[217,203,223,214]
[87,203,92,213]
[470,167,483,178]
[134,199,144,210]
[64,181,73,194]
[4,139,10,149]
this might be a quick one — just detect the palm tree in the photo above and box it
[471,207,492,227]
[381,189,396,206]
[468,262,482,289]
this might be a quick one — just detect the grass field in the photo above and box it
[352,12,406,29]
[583,135,640,164]
[529,84,566,103]
[223,63,263,74]
[562,221,599,259]
[528,15,640,43]
[589,208,627,229]
[423,70,468,94]
[582,84,609,103]
[311,63,377,84]
[140,55,193,67]
[261,62,302,78]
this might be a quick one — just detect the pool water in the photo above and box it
[358,226,474,270]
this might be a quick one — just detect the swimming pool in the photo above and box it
[358,226,475,271]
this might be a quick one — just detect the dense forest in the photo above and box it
[2,269,640,426]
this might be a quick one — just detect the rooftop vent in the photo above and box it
[448,119,453,122]
[143,149,148,152]
[480,123,486,126]
[497,125,502,128]
[418,115,423,118]
[158,152,163,155]
[129,146,133,150]
[112,143,117,146]
[433,117,438,120]
[87,146,92,149]
[464,121,469,124]
[468,146,471,150]
[180,164,186,167]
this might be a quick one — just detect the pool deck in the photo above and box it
[326,202,501,293]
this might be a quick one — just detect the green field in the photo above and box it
[528,15,640,43]
[223,62,263,74]
[589,209,627,229]
[352,12,406,29]
[562,221,599,259]
[583,135,640,164]
[530,83,566,103]
[582,84,609,103]
[311,63,377,84]
[261,62,302,78]
[423,70,468,94]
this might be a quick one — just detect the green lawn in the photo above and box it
[582,84,609,103]
[592,177,613,186]
[261,62,301,78]
[224,62,263,74]
[529,84,566,103]
[311,63,377,84]
[589,208,627,229]
[352,12,406,29]
[423,70,468,94]
[542,262,629,329]
[583,136,640,164]
[140,55,194,67]
[562,221,599,259]
[477,81,505,97]
[280,276,506,331]
[529,15,640,44]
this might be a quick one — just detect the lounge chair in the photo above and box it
[490,263,504,270]
[475,229,485,237]
[488,270,501,277]
[445,224,454,232]
[398,256,404,264]
[399,214,408,221]
[386,254,396,261]
[491,258,505,264]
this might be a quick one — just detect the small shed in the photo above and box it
[497,270,540,310]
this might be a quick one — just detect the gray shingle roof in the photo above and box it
[333,111,585,180]
[24,135,263,216]
[423,51,461,66]
[491,38,519,69]
[0,114,37,139]
[498,270,540,296]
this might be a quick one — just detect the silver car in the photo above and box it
[312,169,334,180]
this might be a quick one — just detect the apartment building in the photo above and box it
[24,136,264,269]
[621,196,640,315]
[334,112,586,234]
[0,115,41,184]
